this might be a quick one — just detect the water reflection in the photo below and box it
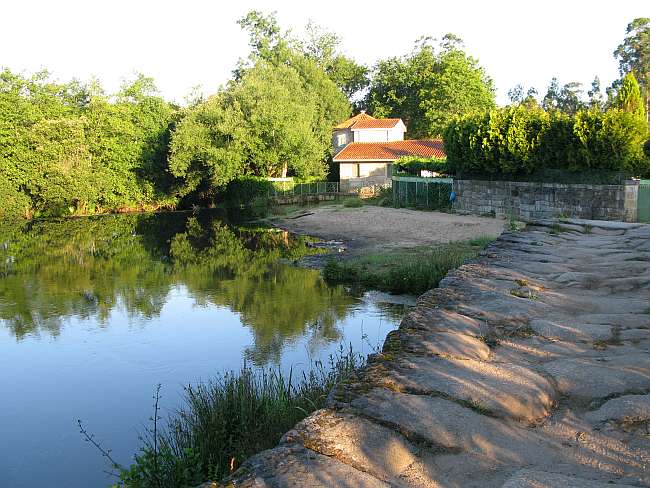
[0,212,364,364]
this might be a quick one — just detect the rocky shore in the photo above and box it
[210,219,650,487]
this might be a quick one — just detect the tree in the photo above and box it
[169,62,330,200]
[614,18,649,123]
[236,11,350,150]
[587,76,604,109]
[542,78,584,114]
[301,22,369,101]
[614,72,646,120]
[364,36,495,138]
[508,85,539,108]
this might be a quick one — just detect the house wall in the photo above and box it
[353,127,405,143]
[453,179,640,222]
[339,162,391,193]
[339,162,390,179]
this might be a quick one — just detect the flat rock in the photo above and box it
[543,354,650,401]
[376,355,556,422]
[228,445,389,488]
[393,329,491,360]
[402,307,486,337]
[530,319,611,342]
[501,468,638,488]
[350,388,558,466]
[281,409,419,484]
[586,395,650,424]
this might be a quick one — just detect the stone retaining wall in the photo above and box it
[453,179,639,222]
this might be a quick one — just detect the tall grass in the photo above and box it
[324,237,496,295]
[114,346,363,487]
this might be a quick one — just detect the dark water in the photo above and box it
[0,211,410,488]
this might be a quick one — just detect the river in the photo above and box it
[0,211,411,488]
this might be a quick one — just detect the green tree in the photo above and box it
[301,22,369,101]
[614,72,646,120]
[614,18,649,123]
[543,78,585,115]
[364,36,495,137]
[587,76,604,109]
[169,62,330,200]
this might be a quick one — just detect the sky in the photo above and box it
[1,0,648,106]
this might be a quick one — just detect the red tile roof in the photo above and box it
[350,118,402,129]
[334,113,402,130]
[333,139,445,161]
[334,112,376,129]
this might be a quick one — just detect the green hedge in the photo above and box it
[443,106,648,179]
[393,156,448,175]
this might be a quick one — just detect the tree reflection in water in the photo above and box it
[0,211,357,364]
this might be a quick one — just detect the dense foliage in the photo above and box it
[168,12,351,203]
[0,70,177,220]
[444,106,648,178]
[393,155,448,175]
[364,35,495,138]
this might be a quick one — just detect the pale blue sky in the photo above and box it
[2,0,648,105]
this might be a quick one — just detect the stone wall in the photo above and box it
[453,179,639,222]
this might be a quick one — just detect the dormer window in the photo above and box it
[336,133,347,147]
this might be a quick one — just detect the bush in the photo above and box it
[393,156,448,175]
[343,198,363,208]
[323,239,494,295]
[444,106,648,179]
[0,175,31,220]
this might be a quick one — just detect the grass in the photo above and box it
[323,236,496,295]
[342,197,364,208]
[89,347,363,487]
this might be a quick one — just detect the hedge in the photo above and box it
[393,156,448,175]
[443,106,648,179]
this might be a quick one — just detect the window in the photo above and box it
[336,133,347,147]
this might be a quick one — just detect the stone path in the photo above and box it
[223,219,650,487]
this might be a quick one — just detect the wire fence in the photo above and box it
[267,181,340,198]
[392,177,453,210]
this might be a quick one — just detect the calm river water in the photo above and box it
[0,211,411,488]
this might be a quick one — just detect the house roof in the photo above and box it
[333,139,445,162]
[334,112,403,130]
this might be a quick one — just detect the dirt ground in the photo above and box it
[270,204,506,255]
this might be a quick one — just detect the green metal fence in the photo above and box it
[639,179,650,223]
[392,176,453,210]
[267,181,339,198]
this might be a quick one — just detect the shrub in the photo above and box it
[444,106,648,179]
[394,156,448,175]
[0,174,31,220]
[343,198,363,208]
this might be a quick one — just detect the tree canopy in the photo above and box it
[364,36,495,138]
[169,62,330,198]
[614,18,649,123]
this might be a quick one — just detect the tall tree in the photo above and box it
[364,36,495,138]
[587,76,604,109]
[301,22,369,101]
[614,72,646,120]
[614,18,649,123]
[542,78,584,114]
[236,11,350,149]
[169,62,330,200]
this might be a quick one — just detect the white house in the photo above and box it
[332,112,445,190]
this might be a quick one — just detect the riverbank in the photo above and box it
[269,204,506,257]
[218,219,650,487]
